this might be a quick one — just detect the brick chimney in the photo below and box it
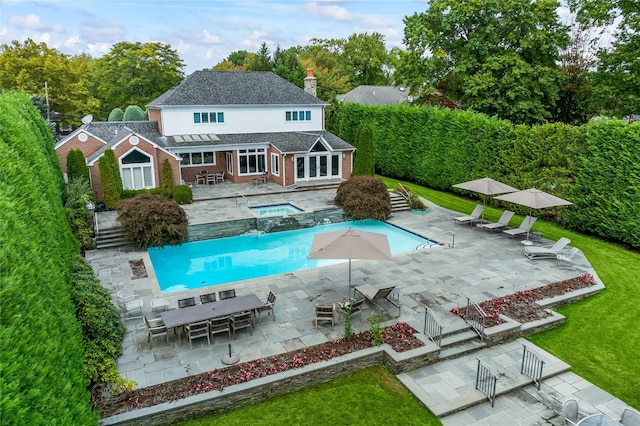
[304,68,317,97]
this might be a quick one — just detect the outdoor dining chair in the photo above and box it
[230,311,253,339]
[177,297,196,308]
[185,320,210,349]
[210,316,231,342]
[116,291,143,318]
[315,304,335,329]
[200,293,217,304]
[219,289,236,300]
[563,398,580,426]
[255,291,276,323]
[144,315,168,348]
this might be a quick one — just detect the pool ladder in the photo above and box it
[235,192,248,206]
[416,230,455,249]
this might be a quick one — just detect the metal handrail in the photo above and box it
[429,230,455,248]
[475,358,499,407]
[466,296,488,341]
[423,307,444,347]
[235,192,248,206]
[521,345,545,390]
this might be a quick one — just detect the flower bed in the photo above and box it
[94,322,422,418]
[450,273,597,327]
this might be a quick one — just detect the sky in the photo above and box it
[0,0,435,74]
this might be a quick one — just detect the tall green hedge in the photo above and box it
[338,103,639,248]
[0,92,98,423]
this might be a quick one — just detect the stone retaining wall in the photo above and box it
[100,340,441,425]
[186,209,347,242]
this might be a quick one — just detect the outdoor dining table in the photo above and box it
[161,294,263,344]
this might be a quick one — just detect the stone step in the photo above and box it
[439,339,487,360]
[95,227,131,249]
[430,360,571,417]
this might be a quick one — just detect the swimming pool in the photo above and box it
[250,203,303,217]
[149,220,435,293]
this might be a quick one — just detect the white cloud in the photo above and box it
[302,2,351,21]
[64,35,81,49]
[202,29,222,44]
[8,13,64,33]
[86,42,111,56]
[37,32,51,44]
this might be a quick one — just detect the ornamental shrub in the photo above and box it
[122,105,147,121]
[334,175,391,220]
[108,107,124,121]
[70,255,129,390]
[173,184,193,204]
[98,149,123,209]
[116,193,188,248]
[67,148,90,182]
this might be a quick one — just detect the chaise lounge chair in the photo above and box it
[481,210,515,232]
[524,237,571,260]
[353,285,400,317]
[503,215,537,238]
[454,205,485,225]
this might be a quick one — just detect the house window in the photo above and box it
[194,112,224,124]
[271,153,280,176]
[120,150,153,190]
[238,148,266,175]
[285,110,311,121]
[179,151,216,166]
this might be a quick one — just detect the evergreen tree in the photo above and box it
[122,105,146,121]
[352,122,375,176]
[98,149,123,209]
[66,149,90,182]
[108,107,124,121]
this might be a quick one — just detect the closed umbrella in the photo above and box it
[494,187,572,239]
[452,177,519,218]
[307,229,392,298]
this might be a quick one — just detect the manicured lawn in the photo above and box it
[382,177,640,408]
[180,366,442,426]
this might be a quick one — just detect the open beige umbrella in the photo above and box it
[307,229,392,298]
[452,177,519,218]
[494,187,572,239]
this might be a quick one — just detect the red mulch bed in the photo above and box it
[94,322,422,418]
[450,273,597,327]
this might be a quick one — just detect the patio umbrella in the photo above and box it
[307,229,392,298]
[494,187,572,239]
[452,177,519,218]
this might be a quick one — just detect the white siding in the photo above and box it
[160,105,324,136]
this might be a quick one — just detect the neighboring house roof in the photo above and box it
[336,85,409,105]
[148,71,327,107]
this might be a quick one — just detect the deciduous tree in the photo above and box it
[401,0,570,124]
[0,39,99,122]
[95,41,184,116]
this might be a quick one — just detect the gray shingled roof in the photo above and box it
[336,85,409,105]
[63,121,353,162]
[148,71,327,107]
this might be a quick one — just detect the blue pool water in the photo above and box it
[250,203,303,216]
[149,220,435,293]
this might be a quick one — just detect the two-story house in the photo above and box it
[55,70,355,202]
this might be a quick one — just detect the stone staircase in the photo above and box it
[94,226,132,249]
[390,192,411,213]
[401,307,572,418]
